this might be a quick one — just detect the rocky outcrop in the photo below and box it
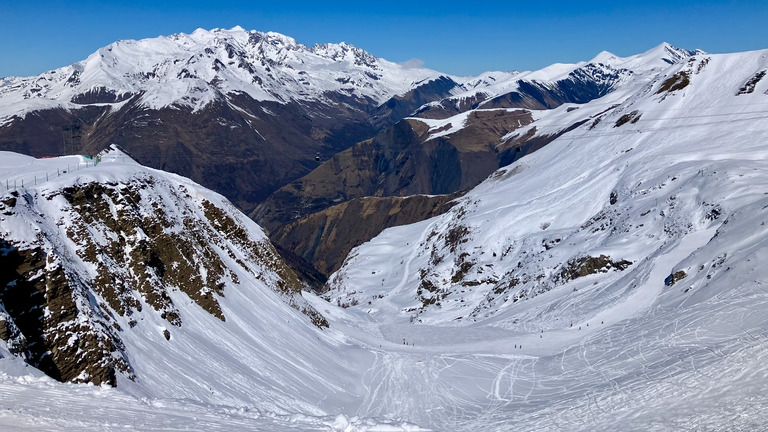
[0,158,327,386]
[0,237,132,386]
[557,255,633,283]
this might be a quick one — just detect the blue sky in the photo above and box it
[2,0,767,78]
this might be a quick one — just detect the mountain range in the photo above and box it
[2,28,768,431]
[0,26,454,214]
[0,28,701,281]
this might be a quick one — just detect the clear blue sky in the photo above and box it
[2,0,767,78]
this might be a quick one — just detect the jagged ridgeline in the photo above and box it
[0,147,326,386]
[0,27,459,215]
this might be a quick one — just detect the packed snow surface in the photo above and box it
[3,48,768,431]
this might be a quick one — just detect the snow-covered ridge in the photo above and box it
[320,48,768,428]
[330,47,768,324]
[0,146,330,388]
[0,33,700,127]
[422,42,701,116]
[0,26,444,123]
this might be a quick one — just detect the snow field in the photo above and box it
[322,48,768,430]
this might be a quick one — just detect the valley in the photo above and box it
[2,27,768,431]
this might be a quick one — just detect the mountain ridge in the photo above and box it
[0,146,328,388]
[0,26,446,123]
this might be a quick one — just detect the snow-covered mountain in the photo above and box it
[415,42,701,119]
[0,27,464,215]
[3,39,768,431]
[0,26,444,121]
[0,146,332,389]
[319,48,768,428]
[0,27,694,223]
[255,43,702,277]
[0,147,427,430]
[327,47,766,324]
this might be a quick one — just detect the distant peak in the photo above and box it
[196,25,248,35]
[310,41,378,67]
[263,31,299,44]
[590,50,620,64]
[644,42,700,63]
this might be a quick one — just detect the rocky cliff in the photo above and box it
[0,147,325,386]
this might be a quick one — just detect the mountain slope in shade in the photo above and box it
[272,193,461,277]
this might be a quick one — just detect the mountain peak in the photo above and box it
[0,27,444,125]
[589,50,620,65]
[642,42,702,65]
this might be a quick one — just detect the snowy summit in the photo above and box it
[0,26,444,123]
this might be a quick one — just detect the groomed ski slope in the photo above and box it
[322,48,768,430]
[3,49,768,431]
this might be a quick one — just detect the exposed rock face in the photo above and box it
[254,110,537,232]
[272,193,460,277]
[557,255,633,283]
[0,155,327,385]
[0,237,132,386]
[0,95,380,214]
